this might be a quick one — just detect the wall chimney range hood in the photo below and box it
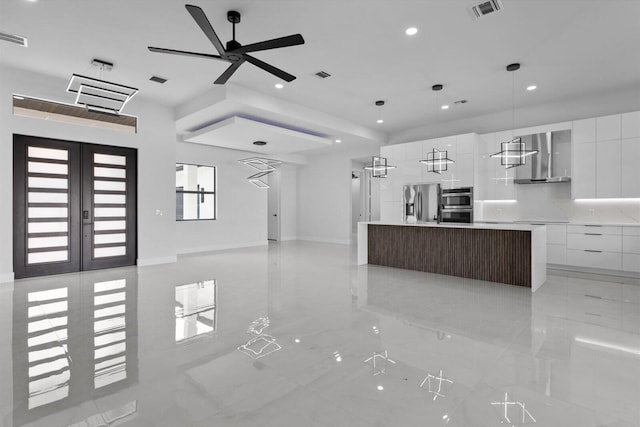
[515,129,571,184]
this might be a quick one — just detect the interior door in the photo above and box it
[13,135,137,279]
[267,172,280,241]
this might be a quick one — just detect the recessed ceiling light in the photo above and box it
[377,119,384,124]
[274,83,284,89]
[526,85,537,91]
[441,105,450,110]
[335,139,342,143]
[405,27,418,36]
[377,385,384,391]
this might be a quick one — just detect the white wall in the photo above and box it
[175,142,268,253]
[297,146,381,244]
[0,65,177,281]
[279,164,297,241]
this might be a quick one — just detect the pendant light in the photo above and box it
[238,157,281,188]
[364,156,396,178]
[490,63,537,168]
[419,84,454,174]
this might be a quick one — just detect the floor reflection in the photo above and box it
[12,272,138,427]
[174,279,216,343]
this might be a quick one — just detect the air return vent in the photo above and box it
[0,31,28,47]
[314,71,331,79]
[13,95,137,134]
[149,75,167,84]
[471,0,503,18]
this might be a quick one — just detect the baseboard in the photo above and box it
[280,236,298,241]
[0,272,14,283]
[176,240,267,255]
[137,256,178,267]
[296,236,351,245]
[548,264,640,278]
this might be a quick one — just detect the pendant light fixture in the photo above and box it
[364,156,396,178]
[238,157,281,188]
[490,63,537,168]
[419,84,454,174]
[375,100,385,124]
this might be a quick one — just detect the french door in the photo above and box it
[13,135,137,279]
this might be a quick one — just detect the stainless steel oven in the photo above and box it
[439,187,473,223]
[440,187,473,209]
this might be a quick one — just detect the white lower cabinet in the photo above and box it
[548,244,567,264]
[567,249,623,270]
[623,253,640,272]
[567,233,622,252]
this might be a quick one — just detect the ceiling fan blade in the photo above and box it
[232,34,305,54]
[185,4,228,58]
[148,46,227,61]
[214,60,245,85]
[244,55,296,82]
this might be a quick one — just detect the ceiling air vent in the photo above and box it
[149,75,168,84]
[471,0,503,18]
[0,31,28,47]
[314,71,331,79]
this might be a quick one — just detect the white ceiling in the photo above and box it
[2,0,640,144]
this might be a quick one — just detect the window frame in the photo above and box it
[175,163,217,221]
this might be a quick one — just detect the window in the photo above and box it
[176,163,216,220]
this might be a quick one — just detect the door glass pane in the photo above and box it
[94,153,126,166]
[94,194,126,205]
[94,208,126,218]
[28,207,68,218]
[94,279,126,293]
[29,192,69,203]
[28,250,68,264]
[28,221,68,233]
[94,167,126,179]
[28,146,68,161]
[94,221,126,231]
[94,234,126,245]
[94,246,126,258]
[28,162,68,175]
[28,236,68,249]
[28,177,68,189]
[94,180,126,192]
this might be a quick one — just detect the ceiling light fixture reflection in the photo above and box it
[335,139,342,143]
[441,105,449,110]
[526,85,537,91]
[377,385,384,391]
[490,392,537,425]
[274,83,284,89]
[420,370,454,401]
[364,350,396,376]
[376,119,384,124]
[405,27,418,36]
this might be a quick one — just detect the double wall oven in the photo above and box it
[439,187,473,223]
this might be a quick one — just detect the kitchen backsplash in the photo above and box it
[478,183,640,224]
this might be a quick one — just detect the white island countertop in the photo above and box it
[358,220,545,232]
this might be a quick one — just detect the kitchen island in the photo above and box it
[357,221,546,291]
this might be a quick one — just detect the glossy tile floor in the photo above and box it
[1,241,639,427]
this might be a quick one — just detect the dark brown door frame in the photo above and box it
[13,135,137,279]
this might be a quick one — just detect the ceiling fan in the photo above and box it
[148,4,305,85]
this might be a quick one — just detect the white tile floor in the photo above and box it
[1,241,639,426]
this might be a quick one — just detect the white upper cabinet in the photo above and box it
[572,142,596,199]
[596,115,621,141]
[573,118,596,144]
[621,111,640,139]
[596,139,621,198]
[621,138,640,198]
[572,111,639,199]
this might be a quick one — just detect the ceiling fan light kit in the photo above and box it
[148,5,305,85]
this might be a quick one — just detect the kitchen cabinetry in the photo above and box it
[567,225,622,270]
[572,112,640,199]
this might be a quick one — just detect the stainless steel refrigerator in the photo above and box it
[403,184,440,223]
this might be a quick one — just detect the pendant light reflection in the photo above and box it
[364,156,396,178]
[491,63,538,168]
